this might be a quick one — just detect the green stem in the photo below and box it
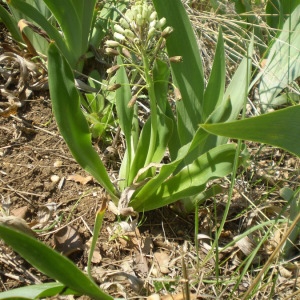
[141,48,157,166]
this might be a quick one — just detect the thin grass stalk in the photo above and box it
[230,222,277,297]
[213,196,220,291]
[242,212,300,299]
[194,205,200,270]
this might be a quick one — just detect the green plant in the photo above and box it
[266,0,300,29]
[81,70,117,140]
[256,4,300,111]
[202,5,300,155]
[48,0,253,215]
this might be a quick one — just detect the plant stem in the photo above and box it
[141,48,157,166]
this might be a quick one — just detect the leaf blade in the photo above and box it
[0,225,113,300]
[47,43,118,201]
[153,0,205,145]
[201,105,300,157]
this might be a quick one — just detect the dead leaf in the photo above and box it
[153,251,170,274]
[37,203,57,224]
[279,265,292,279]
[18,19,50,56]
[85,237,102,264]
[0,105,18,118]
[234,235,256,256]
[147,293,197,300]
[134,253,149,276]
[54,226,83,256]
[67,174,93,185]
[260,58,267,69]
[18,19,38,56]
[118,260,145,293]
[11,206,28,219]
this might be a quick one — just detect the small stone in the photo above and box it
[53,160,62,167]
[50,175,60,183]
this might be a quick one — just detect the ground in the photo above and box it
[1,18,300,300]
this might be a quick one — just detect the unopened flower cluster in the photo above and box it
[105,1,173,58]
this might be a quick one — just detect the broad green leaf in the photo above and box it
[222,38,253,123]
[153,58,180,160]
[266,0,300,29]
[43,0,96,69]
[203,29,225,121]
[130,128,210,211]
[192,37,252,159]
[48,43,118,202]
[0,282,78,299]
[5,0,52,54]
[0,224,113,300]
[153,59,170,113]
[128,111,172,185]
[131,121,246,212]
[182,184,224,213]
[266,0,283,29]
[259,5,300,111]
[116,56,134,181]
[201,105,300,157]
[153,0,205,146]
[132,144,237,211]
[6,1,50,55]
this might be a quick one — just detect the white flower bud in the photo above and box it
[137,4,143,15]
[125,10,134,21]
[114,24,125,34]
[150,20,157,28]
[106,65,120,74]
[114,32,125,41]
[105,48,119,56]
[156,17,166,29]
[130,20,137,31]
[124,29,135,39]
[149,11,157,22]
[105,40,120,47]
[132,6,140,20]
[142,3,148,19]
[161,26,173,37]
[120,18,130,29]
[136,13,143,26]
[147,27,156,39]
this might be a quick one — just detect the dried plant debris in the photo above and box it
[53,225,84,256]
[67,174,93,185]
